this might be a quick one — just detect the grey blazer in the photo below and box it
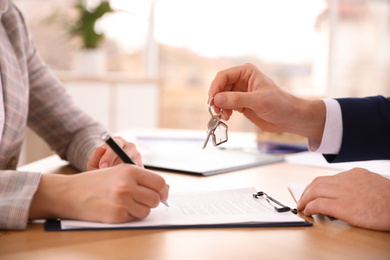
[0,1,105,230]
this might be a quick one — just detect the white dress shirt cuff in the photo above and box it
[308,98,343,154]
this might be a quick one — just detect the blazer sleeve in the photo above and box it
[324,95,390,163]
[21,13,106,172]
[0,171,41,230]
[0,4,106,230]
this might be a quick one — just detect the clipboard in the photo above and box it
[44,187,312,231]
[137,137,284,176]
[44,218,311,231]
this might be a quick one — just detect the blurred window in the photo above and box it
[14,0,390,131]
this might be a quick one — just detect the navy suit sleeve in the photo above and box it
[324,95,390,163]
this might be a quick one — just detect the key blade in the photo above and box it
[202,129,212,149]
[202,139,208,149]
[203,115,220,149]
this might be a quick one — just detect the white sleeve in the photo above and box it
[308,99,343,154]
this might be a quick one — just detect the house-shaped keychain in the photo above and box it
[212,121,228,146]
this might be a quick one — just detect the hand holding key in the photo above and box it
[202,97,228,149]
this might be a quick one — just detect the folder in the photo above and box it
[45,187,312,231]
[137,137,284,176]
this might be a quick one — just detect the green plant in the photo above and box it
[70,0,114,49]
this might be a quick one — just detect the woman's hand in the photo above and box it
[87,136,143,170]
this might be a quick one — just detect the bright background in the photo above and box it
[11,0,390,163]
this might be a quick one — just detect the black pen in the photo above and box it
[101,132,135,165]
[100,132,169,207]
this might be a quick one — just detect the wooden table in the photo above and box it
[1,154,390,259]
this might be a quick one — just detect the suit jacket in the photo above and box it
[324,96,390,163]
[0,2,105,230]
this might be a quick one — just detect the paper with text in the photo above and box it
[61,187,306,230]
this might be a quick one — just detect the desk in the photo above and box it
[1,154,390,259]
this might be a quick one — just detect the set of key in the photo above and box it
[202,97,228,149]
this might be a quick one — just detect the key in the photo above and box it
[202,115,220,149]
[212,121,228,146]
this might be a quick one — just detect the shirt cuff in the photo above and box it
[308,98,343,154]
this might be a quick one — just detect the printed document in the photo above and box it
[60,187,308,230]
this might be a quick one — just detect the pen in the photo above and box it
[100,132,169,207]
[101,132,135,165]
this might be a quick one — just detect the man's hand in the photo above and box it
[208,63,326,142]
[298,168,390,231]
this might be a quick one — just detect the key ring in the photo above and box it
[208,97,223,117]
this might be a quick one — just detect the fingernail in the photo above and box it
[215,94,225,105]
[100,162,109,169]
